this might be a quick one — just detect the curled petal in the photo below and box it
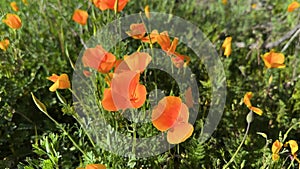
[250,106,263,116]
[243,92,252,108]
[272,140,283,154]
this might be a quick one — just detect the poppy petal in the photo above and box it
[85,164,106,169]
[152,96,182,131]
[167,123,194,144]
[250,106,263,116]
[102,88,118,111]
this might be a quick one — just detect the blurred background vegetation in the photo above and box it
[0,0,300,168]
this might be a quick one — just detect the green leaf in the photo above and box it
[31,92,47,113]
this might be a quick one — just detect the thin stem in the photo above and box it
[222,122,251,169]
[283,121,300,143]
[43,111,87,157]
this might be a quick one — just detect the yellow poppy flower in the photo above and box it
[243,92,263,116]
[222,37,232,57]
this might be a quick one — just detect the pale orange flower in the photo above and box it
[10,2,19,12]
[288,1,300,12]
[126,23,147,40]
[222,37,232,57]
[93,0,128,12]
[152,96,194,144]
[47,74,71,92]
[82,45,116,73]
[72,9,88,25]
[243,92,263,116]
[115,52,152,74]
[0,39,10,51]
[141,29,159,44]
[262,50,285,68]
[2,14,22,29]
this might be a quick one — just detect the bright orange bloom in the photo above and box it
[72,9,88,25]
[126,23,147,40]
[152,96,194,144]
[102,72,146,111]
[82,45,116,73]
[77,164,106,169]
[157,32,190,68]
[2,14,22,29]
[93,0,128,12]
[115,52,152,74]
[288,1,300,12]
[222,37,232,57]
[262,50,285,68]
[0,39,10,51]
[47,74,71,92]
[145,5,150,18]
[10,2,19,12]
[271,140,283,161]
[243,92,263,116]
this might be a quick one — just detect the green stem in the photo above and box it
[43,111,87,158]
[223,121,251,169]
[283,121,300,143]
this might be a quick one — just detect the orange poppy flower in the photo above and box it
[2,14,22,29]
[77,164,106,169]
[262,50,285,68]
[145,5,150,18]
[221,36,232,57]
[271,140,283,161]
[102,71,146,111]
[288,1,300,12]
[141,30,159,44]
[156,32,190,68]
[126,23,147,40]
[152,96,194,144]
[82,45,116,73]
[47,74,71,92]
[72,9,88,25]
[222,0,228,5]
[243,92,263,116]
[10,2,19,12]
[115,52,152,74]
[0,39,10,51]
[93,0,128,12]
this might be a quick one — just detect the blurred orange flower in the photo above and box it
[288,1,300,12]
[262,50,285,68]
[82,45,116,73]
[2,14,22,29]
[47,74,71,92]
[10,2,19,11]
[145,5,150,18]
[152,96,194,144]
[0,39,10,51]
[272,140,283,161]
[77,164,106,169]
[222,36,232,57]
[243,92,263,116]
[22,0,28,5]
[126,23,147,39]
[102,72,146,111]
[72,9,88,25]
[93,0,128,12]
